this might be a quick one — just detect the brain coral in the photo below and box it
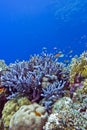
[9,103,48,130]
[2,97,31,129]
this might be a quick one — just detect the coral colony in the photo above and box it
[0,51,87,130]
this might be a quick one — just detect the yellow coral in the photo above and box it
[9,103,48,130]
[70,51,87,83]
[81,65,87,78]
[83,79,87,93]
[2,97,31,129]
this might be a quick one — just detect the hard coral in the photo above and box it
[70,51,87,83]
[1,53,69,103]
[9,103,48,130]
[52,97,73,113]
[1,61,42,102]
[0,93,7,118]
[41,80,66,110]
[0,60,7,72]
[44,109,87,130]
[2,97,31,129]
[83,78,87,93]
[29,52,69,81]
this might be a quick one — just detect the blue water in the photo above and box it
[0,0,87,64]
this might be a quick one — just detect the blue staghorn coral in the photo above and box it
[1,52,69,105]
[28,52,69,81]
[1,61,42,102]
[41,80,66,110]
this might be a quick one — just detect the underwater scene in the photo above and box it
[0,0,87,130]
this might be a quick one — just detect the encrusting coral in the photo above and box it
[43,109,87,130]
[44,96,87,130]
[2,97,31,129]
[52,97,73,113]
[9,103,48,130]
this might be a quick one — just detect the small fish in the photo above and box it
[53,47,57,50]
[34,111,41,117]
[69,55,73,58]
[64,60,69,63]
[42,47,47,50]
[59,54,64,57]
[69,50,73,53]
[54,53,64,58]
[0,87,5,94]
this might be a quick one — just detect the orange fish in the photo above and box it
[34,111,41,117]
[0,87,5,94]
[54,53,64,58]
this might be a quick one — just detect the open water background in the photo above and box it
[0,0,87,64]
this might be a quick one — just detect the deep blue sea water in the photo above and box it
[0,0,87,64]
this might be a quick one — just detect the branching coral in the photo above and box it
[41,80,66,110]
[1,61,42,102]
[1,53,69,104]
[29,52,69,81]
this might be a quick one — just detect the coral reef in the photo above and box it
[0,93,7,118]
[52,97,73,113]
[1,61,42,102]
[1,53,69,103]
[0,60,7,72]
[83,78,87,93]
[41,80,66,111]
[9,103,48,130]
[0,119,4,130]
[44,94,87,130]
[29,52,69,80]
[0,51,87,130]
[44,109,87,130]
[70,51,87,83]
[2,97,31,129]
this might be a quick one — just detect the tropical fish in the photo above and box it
[54,53,64,58]
[53,47,57,50]
[34,111,41,117]
[42,47,47,50]
[69,50,73,53]
[64,60,69,63]
[0,87,5,94]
